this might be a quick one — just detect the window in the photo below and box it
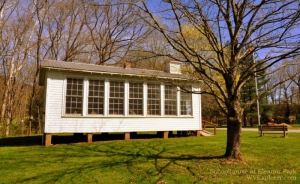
[129,82,143,115]
[65,78,83,115]
[147,83,160,115]
[180,87,192,115]
[109,81,124,115]
[88,80,104,115]
[165,85,177,115]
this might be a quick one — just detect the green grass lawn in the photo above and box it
[0,131,299,184]
[289,124,300,129]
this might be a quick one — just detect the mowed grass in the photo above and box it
[0,131,299,184]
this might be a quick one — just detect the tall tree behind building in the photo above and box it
[240,48,270,126]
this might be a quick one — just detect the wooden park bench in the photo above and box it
[258,125,288,137]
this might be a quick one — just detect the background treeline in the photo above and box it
[0,0,299,137]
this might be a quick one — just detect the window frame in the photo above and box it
[64,77,84,116]
[128,82,143,116]
[180,86,193,116]
[108,80,125,116]
[147,83,161,116]
[87,79,105,115]
[164,84,178,116]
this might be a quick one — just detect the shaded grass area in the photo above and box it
[0,131,299,183]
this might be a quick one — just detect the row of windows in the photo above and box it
[65,78,192,116]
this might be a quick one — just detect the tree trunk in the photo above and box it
[21,120,24,135]
[28,119,32,135]
[5,108,11,136]
[225,116,242,159]
[5,118,10,136]
[224,97,243,160]
[243,113,247,127]
[0,80,10,125]
[38,105,41,134]
[284,102,290,124]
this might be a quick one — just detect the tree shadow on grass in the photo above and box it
[14,140,224,183]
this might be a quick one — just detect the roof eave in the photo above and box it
[41,66,197,82]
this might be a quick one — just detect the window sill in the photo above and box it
[63,114,83,117]
[87,114,105,117]
[61,115,194,118]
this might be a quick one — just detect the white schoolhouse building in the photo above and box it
[39,60,202,145]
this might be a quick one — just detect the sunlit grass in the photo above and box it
[0,131,299,183]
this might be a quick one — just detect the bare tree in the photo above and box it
[289,58,300,104]
[266,72,280,104]
[27,0,49,135]
[0,0,39,136]
[126,28,172,70]
[83,0,148,65]
[42,0,88,61]
[138,0,300,159]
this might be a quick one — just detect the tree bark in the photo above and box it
[224,96,243,160]
[5,97,12,136]
[0,86,8,124]
[225,116,242,159]
[5,116,11,136]
[0,75,12,129]
[243,113,247,127]
[28,119,32,135]
[38,105,41,134]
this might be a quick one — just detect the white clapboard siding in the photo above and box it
[43,70,202,133]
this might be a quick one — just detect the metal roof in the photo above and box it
[40,59,193,82]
